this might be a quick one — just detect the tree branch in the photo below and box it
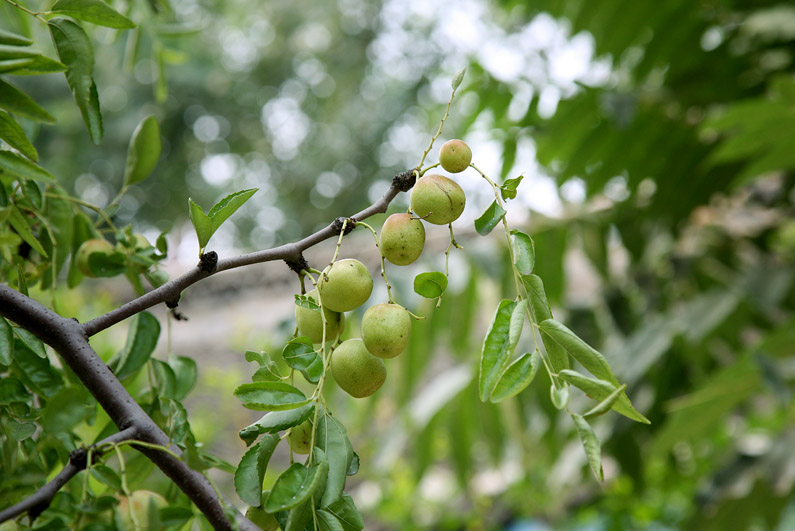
[0,285,257,530]
[81,177,406,337]
[0,428,136,524]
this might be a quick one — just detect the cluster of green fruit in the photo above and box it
[293,140,472,401]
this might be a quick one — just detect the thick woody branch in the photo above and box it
[81,178,406,337]
[0,285,257,530]
[0,428,136,523]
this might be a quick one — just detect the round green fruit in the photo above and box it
[439,139,472,173]
[117,490,166,530]
[410,174,466,225]
[317,259,373,313]
[361,303,411,358]
[246,504,279,531]
[75,239,115,277]
[295,289,345,343]
[380,213,425,266]
[331,339,386,398]
[289,419,313,454]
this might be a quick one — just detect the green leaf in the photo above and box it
[48,17,103,144]
[316,413,353,507]
[42,190,74,276]
[252,362,283,382]
[0,317,13,366]
[151,358,176,398]
[234,434,279,507]
[8,206,48,257]
[189,188,257,251]
[90,464,122,490]
[87,250,126,277]
[413,271,448,298]
[0,111,37,161]
[0,377,28,404]
[451,67,466,90]
[41,386,94,434]
[0,78,55,123]
[478,299,518,401]
[245,350,263,364]
[0,29,33,46]
[12,338,63,397]
[327,493,364,531]
[522,274,568,372]
[0,150,53,181]
[474,200,506,235]
[508,299,526,350]
[109,311,160,380]
[0,55,67,76]
[14,327,46,358]
[239,403,315,446]
[572,413,603,481]
[318,510,345,531]
[168,354,197,400]
[264,449,329,512]
[489,351,540,403]
[295,294,321,311]
[539,319,617,385]
[6,418,35,441]
[510,230,535,276]
[50,0,136,29]
[234,381,309,411]
[584,384,627,420]
[500,175,524,201]
[558,369,650,424]
[550,383,569,409]
[282,337,319,371]
[123,115,161,186]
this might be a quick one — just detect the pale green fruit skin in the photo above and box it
[439,139,472,173]
[410,174,466,225]
[317,259,373,312]
[362,303,412,358]
[295,289,344,343]
[289,419,313,454]
[117,490,166,530]
[380,213,425,266]
[331,339,386,398]
[75,239,115,277]
[246,505,280,530]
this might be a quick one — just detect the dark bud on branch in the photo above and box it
[199,251,218,273]
[393,170,417,192]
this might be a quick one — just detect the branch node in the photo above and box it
[393,169,418,192]
[332,217,356,235]
[69,447,89,471]
[199,251,218,273]
[285,254,310,275]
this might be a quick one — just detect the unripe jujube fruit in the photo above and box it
[295,289,344,343]
[410,174,466,225]
[317,259,373,312]
[75,239,115,277]
[331,339,386,398]
[289,419,313,454]
[439,139,472,173]
[380,213,425,266]
[361,303,411,358]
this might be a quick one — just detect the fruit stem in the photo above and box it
[419,162,440,177]
[417,77,462,169]
[329,218,350,267]
[357,221,395,304]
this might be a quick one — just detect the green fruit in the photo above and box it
[380,213,425,266]
[117,490,166,530]
[439,139,472,173]
[331,339,386,398]
[317,259,373,312]
[295,289,345,343]
[75,239,115,277]
[410,174,466,225]
[289,419,313,454]
[361,303,411,358]
[246,504,280,531]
